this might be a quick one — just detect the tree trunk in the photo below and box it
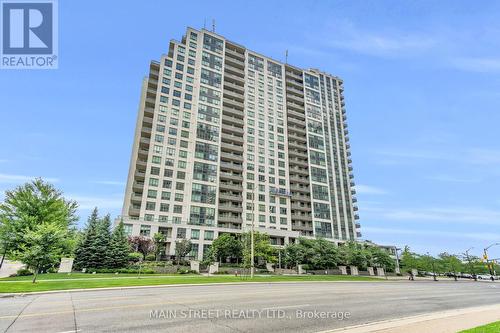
[32,267,39,283]
[0,246,6,269]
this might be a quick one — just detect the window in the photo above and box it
[195,141,218,161]
[308,135,325,150]
[191,183,217,204]
[310,151,326,166]
[191,229,200,239]
[312,184,329,200]
[202,51,223,71]
[203,34,224,54]
[201,68,222,88]
[196,122,219,142]
[198,103,220,124]
[140,225,151,237]
[199,86,221,105]
[204,230,214,240]
[189,206,216,226]
[193,162,217,183]
[177,227,186,239]
[267,61,282,78]
[315,221,332,238]
[248,54,264,72]
[311,167,328,183]
[173,205,183,214]
[304,73,319,90]
[308,119,323,135]
[123,224,133,236]
[314,203,331,219]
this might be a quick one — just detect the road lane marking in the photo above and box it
[262,304,311,310]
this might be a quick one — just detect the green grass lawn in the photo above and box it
[459,321,500,333]
[0,273,381,293]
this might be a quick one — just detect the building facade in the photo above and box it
[119,27,360,260]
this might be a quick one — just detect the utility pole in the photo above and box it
[464,247,477,281]
[250,191,255,278]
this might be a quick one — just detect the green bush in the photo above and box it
[128,252,143,263]
[177,268,198,274]
[15,268,33,276]
[85,268,156,274]
[145,254,156,261]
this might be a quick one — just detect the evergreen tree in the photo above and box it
[89,214,111,268]
[107,220,131,268]
[73,208,100,270]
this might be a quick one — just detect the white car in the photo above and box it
[477,274,493,280]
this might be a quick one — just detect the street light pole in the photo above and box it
[250,191,255,278]
[464,247,477,281]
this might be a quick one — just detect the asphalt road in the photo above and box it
[1,281,499,333]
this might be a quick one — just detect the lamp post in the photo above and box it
[484,243,500,281]
[250,191,255,278]
[464,247,477,281]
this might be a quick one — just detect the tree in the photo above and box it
[128,236,154,260]
[210,233,242,263]
[174,239,192,266]
[0,179,78,265]
[107,220,131,268]
[420,253,438,281]
[152,233,165,261]
[400,246,420,279]
[73,209,112,269]
[283,242,306,269]
[346,241,368,269]
[368,246,395,272]
[15,223,68,283]
[439,252,461,281]
[241,231,275,268]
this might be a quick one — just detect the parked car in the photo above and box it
[459,273,473,279]
[477,274,493,280]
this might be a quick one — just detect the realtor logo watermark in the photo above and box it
[1,0,58,69]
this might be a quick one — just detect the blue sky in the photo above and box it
[1,0,500,259]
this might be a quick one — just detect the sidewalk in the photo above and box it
[322,304,500,333]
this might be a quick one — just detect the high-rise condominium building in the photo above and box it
[119,27,360,260]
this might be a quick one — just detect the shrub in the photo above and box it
[128,252,143,263]
[16,268,33,276]
[177,268,198,274]
[145,253,156,261]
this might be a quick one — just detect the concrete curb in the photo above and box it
[316,303,500,333]
[0,279,395,298]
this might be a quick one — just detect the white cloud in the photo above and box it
[355,184,388,195]
[69,195,123,210]
[425,175,480,183]
[363,226,500,242]
[363,205,500,226]
[92,180,126,186]
[316,20,437,58]
[450,57,500,73]
[0,173,59,184]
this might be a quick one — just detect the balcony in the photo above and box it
[220,141,243,152]
[218,215,243,224]
[222,106,244,119]
[219,192,243,202]
[291,204,312,212]
[221,125,244,136]
[219,182,244,192]
[220,161,243,172]
[287,109,306,120]
[222,115,244,127]
[356,231,362,238]
[355,222,361,229]
[223,97,244,110]
[291,214,312,222]
[221,133,244,145]
[218,204,243,213]
[219,171,243,182]
[352,197,357,203]
[223,89,244,102]
[225,47,245,61]
[354,214,360,220]
[224,72,245,84]
[289,167,309,176]
[220,151,243,163]
[290,185,310,194]
[223,81,245,94]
